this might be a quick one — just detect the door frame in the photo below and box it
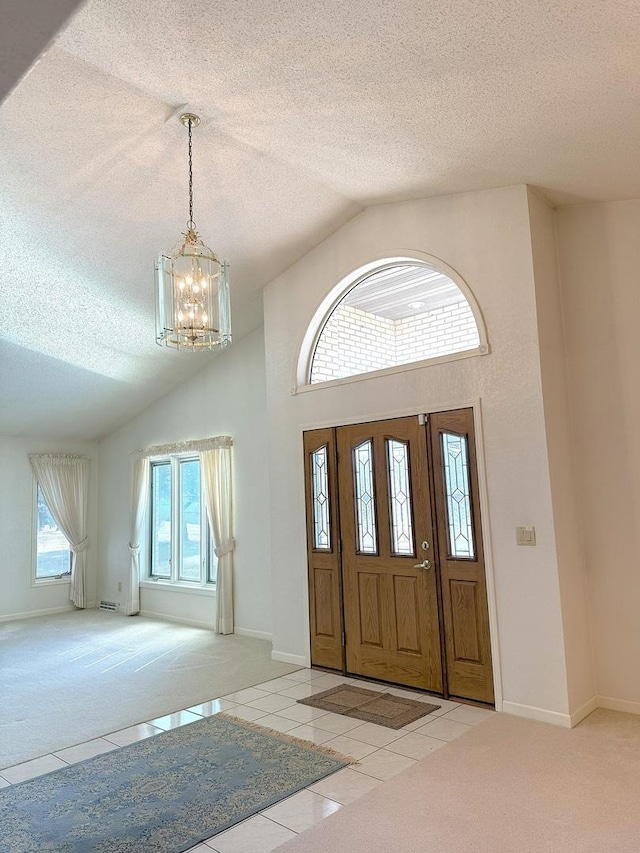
[300,397,504,713]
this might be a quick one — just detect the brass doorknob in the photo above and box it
[413,559,432,570]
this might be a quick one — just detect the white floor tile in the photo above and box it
[104,723,163,746]
[384,731,446,759]
[424,698,462,717]
[321,734,379,760]
[53,737,118,764]
[261,788,341,833]
[148,710,201,730]
[225,706,269,723]
[277,682,322,700]
[1,753,68,784]
[254,677,300,692]
[187,699,239,717]
[414,717,474,742]
[221,687,271,704]
[307,766,384,804]
[281,669,325,683]
[208,814,296,852]
[442,705,494,725]
[311,712,365,735]
[309,674,354,690]
[252,714,300,733]
[351,748,417,781]
[246,694,295,713]
[276,704,329,724]
[345,721,404,748]
[286,724,337,745]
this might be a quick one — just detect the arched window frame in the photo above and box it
[293,252,489,394]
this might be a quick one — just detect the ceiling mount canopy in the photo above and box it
[155,112,231,351]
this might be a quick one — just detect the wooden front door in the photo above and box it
[429,408,494,703]
[303,409,494,705]
[337,417,442,692]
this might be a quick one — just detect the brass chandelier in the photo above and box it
[155,113,231,350]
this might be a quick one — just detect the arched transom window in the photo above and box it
[309,261,484,385]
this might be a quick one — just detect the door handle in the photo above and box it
[414,559,432,570]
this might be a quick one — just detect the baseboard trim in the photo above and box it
[597,695,640,716]
[139,609,214,630]
[0,604,75,623]
[569,696,599,726]
[235,627,273,642]
[502,700,572,728]
[272,650,308,666]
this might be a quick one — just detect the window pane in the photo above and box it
[441,432,475,559]
[310,262,481,384]
[179,459,202,581]
[36,484,71,578]
[386,439,415,556]
[311,445,331,550]
[353,440,377,554]
[151,462,171,577]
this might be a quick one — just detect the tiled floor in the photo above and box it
[0,669,493,852]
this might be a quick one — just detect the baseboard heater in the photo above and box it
[99,601,118,612]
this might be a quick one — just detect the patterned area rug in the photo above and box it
[299,684,440,729]
[0,714,349,853]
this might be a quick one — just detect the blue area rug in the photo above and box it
[0,713,348,852]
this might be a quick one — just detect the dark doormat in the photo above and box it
[298,684,441,729]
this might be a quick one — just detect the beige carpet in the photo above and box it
[278,709,640,852]
[0,610,297,769]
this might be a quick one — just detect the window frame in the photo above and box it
[146,454,216,589]
[32,480,72,586]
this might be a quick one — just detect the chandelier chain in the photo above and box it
[187,117,195,231]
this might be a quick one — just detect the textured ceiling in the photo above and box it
[2,0,640,438]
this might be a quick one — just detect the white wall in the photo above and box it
[527,189,595,716]
[96,328,273,636]
[0,435,98,620]
[556,199,640,712]
[264,184,576,721]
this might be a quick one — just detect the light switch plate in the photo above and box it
[516,526,536,546]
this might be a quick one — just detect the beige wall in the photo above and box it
[264,184,580,723]
[556,199,640,712]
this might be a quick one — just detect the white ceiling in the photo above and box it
[2,0,640,439]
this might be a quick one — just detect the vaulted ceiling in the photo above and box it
[2,0,640,439]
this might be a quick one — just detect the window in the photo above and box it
[35,483,71,579]
[309,261,484,385]
[149,456,216,585]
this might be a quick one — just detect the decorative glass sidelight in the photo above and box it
[311,445,331,550]
[441,432,475,559]
[353,440,377,554]
[386,439,415,556]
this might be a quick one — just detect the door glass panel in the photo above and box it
[353,440,377,554]
[151,462,171,577]
[441,432,475,559]
[179,459,202,580]
[311,445,331,550]
[386,439,415,556]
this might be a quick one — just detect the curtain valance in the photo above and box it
[131,436,232,459]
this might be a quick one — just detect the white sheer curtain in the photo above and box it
[29,454,90,608]
[200,441,235,634]
[125,454,150,616]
